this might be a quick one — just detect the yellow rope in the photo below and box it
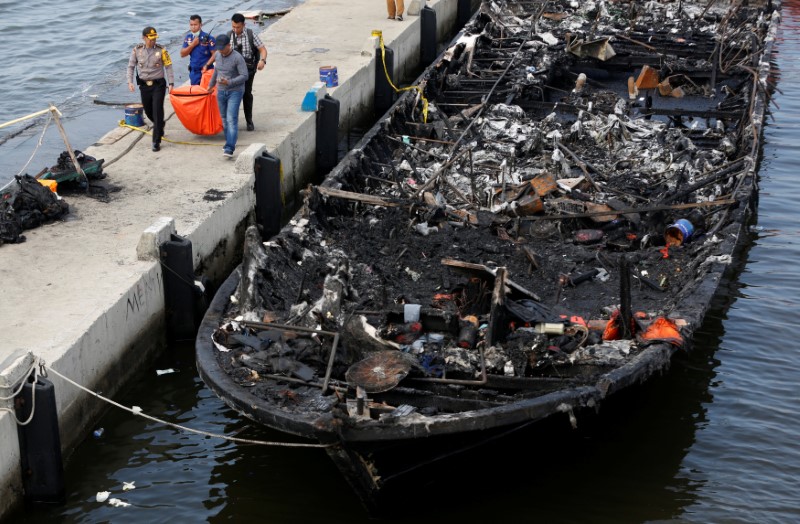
[118,120,225,146]
[375,31,429,123]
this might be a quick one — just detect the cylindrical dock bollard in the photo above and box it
[374,46,395,117]
[457,0,472,27]
[16,374,65,505]
[161,233,196,342]
[420,6,437,66]
[316,94,340,176]
[254,152,284,240]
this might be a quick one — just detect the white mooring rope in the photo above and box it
[0,362,40,426]
[1,357,331,448]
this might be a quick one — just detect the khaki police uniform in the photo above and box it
[127,43,174,146]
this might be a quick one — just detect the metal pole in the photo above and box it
[49,105,86,180]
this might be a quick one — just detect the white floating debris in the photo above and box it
[108,498,131,508]
[96,491,111,503]
[240,9,268,20]
[156,368,176,376]
[132,406,143,414]
[122,481,136,491]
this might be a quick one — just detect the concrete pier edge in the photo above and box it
[136,217,177,261]
[0,0,463,518]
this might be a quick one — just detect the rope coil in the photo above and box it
[0,362,41,426]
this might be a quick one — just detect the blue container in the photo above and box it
[124,104,144,127]
[319,66,338,87]
[665,218,695,246]
[301,89,318,112]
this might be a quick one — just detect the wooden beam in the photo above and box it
[441,258,541,302]
[49,106,85,179]
[0,107,51,130]
[486,267,507,347]
[522,198,735,221]
[315,186,402,207]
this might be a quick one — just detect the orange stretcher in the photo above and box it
[169,69,223,136]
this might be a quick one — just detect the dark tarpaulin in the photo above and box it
[0,174,69,246]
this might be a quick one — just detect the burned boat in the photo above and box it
[196,0,778,512]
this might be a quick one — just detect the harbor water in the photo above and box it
[4,1,800,523]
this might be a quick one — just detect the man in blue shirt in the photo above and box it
[180,14,215,85]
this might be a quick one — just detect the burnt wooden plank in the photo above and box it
[441,258,542,302]
[316,186,404,207]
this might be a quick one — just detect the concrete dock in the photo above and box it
[0,0,460,517]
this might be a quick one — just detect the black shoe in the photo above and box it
[246,121,255,131]
[152,143,160,152]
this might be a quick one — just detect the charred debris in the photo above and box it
[1,150,111,246]
[212,0,772,419]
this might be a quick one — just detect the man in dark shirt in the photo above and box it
[228,13,267,131]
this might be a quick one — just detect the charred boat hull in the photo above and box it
[196,0,778,513]
[197,266,610,511]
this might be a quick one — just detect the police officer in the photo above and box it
[180,15,215,86]
[127,26,174,152]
